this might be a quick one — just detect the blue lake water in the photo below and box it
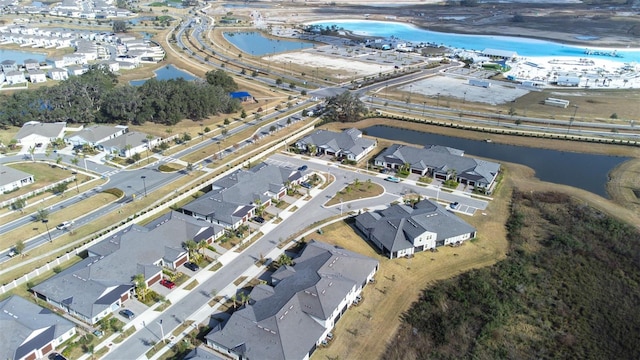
[223,32,314,56]
[128,16,155,25]
[364,125,628,198]
[129,64,197,86]
[310,20,640,63]
[0,49,47,63]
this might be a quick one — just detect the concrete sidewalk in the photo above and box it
[81,178,328,360]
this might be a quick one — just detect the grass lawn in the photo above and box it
[0,192,119,252]
[325,179,384,206]
[0,162,74,204]
[184,279,199,290]
[0,176,106,226]
[0,173,199,285]
[310,176,511,360]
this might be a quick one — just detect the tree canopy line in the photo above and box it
[0,67,242,129]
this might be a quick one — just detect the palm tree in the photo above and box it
[125,144,132,158]
[184,239,198,260]
[198,240,208,257]
[71,157,79,167]
[132,274,148,302]
[145,134,154,164]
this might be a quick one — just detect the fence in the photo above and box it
[0,120,317,295]
[1,176,76,209]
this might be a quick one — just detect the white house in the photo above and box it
[0,164,35,193]
[14,121,66,149]
[65,125,128,147]
[5,70,26,84]
[295,128,377,162]
[99,131,160,157]
[355,199,477,259]
[0,296,76,360]
[28,69,47,83]
[48,68,69,81]
[206,240,378,360]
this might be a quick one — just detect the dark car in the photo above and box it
[119,309,135,319]
[48,353,67,360]
[301,182,312,189]
[253,216,265,223]
[297,165,308,171]
[184,262,200,271]
[160,279,176,289]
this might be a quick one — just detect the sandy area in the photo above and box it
[268,52,395,78]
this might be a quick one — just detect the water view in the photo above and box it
[223,31,314,56]
[311,20,640,63]
[364,125,628,198]
[129,64,197,86]
[0,49,47,63]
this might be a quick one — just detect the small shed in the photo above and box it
[230,91,252,102]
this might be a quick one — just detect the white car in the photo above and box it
[56,221,73,230]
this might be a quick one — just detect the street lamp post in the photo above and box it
[141,176,147,197]
[436,93,441,107]
[72,172,79,193]
[568,105,579,134]
[158,320,166,344]
[422,101,426,116]
[216,141,222,159]
[42,219,52,243]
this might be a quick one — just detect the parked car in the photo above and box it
[56,221,73,230]
[253,216,265,224]
[385,176,401,183]
[48,353,67,360]
[297,165,308,171]
[184,262,200,271]
[119,309,135,319]
[301,182,312,189]
[450,202,460,210]
[160,279,176,289]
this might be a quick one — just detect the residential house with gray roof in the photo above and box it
[355,199,476,259]
[295,128,376,162]
[375,144,501,191]
[0,164,35,193]
[0,295,76,360]
[184,345,225,360]
[181,163,306,229]
[65,124,128,147]
[99,131,160,157]
[206,240,378,360]
[32,211,223,324]
[14,121,66,149]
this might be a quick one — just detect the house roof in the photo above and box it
[67,125,127,144]
[182,163,302,225]
[207,240,378,360]
[0,164,33,187]
[296,128,375,158]
[184,345,225,360]
[376,144,500,186]
[0,295,75,360]
[99,131,156,150]
[14,121,66,140]
[33,211,222,321]
[356,199,476,253]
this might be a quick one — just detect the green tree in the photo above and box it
[183,239,199,261]
[11,198,26,213]
[112,20,128,33]
[35,208,49,222]
[325,91,366,122]
[14,240,25,255]
[132,274,148,302]
[205,69,238,92]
